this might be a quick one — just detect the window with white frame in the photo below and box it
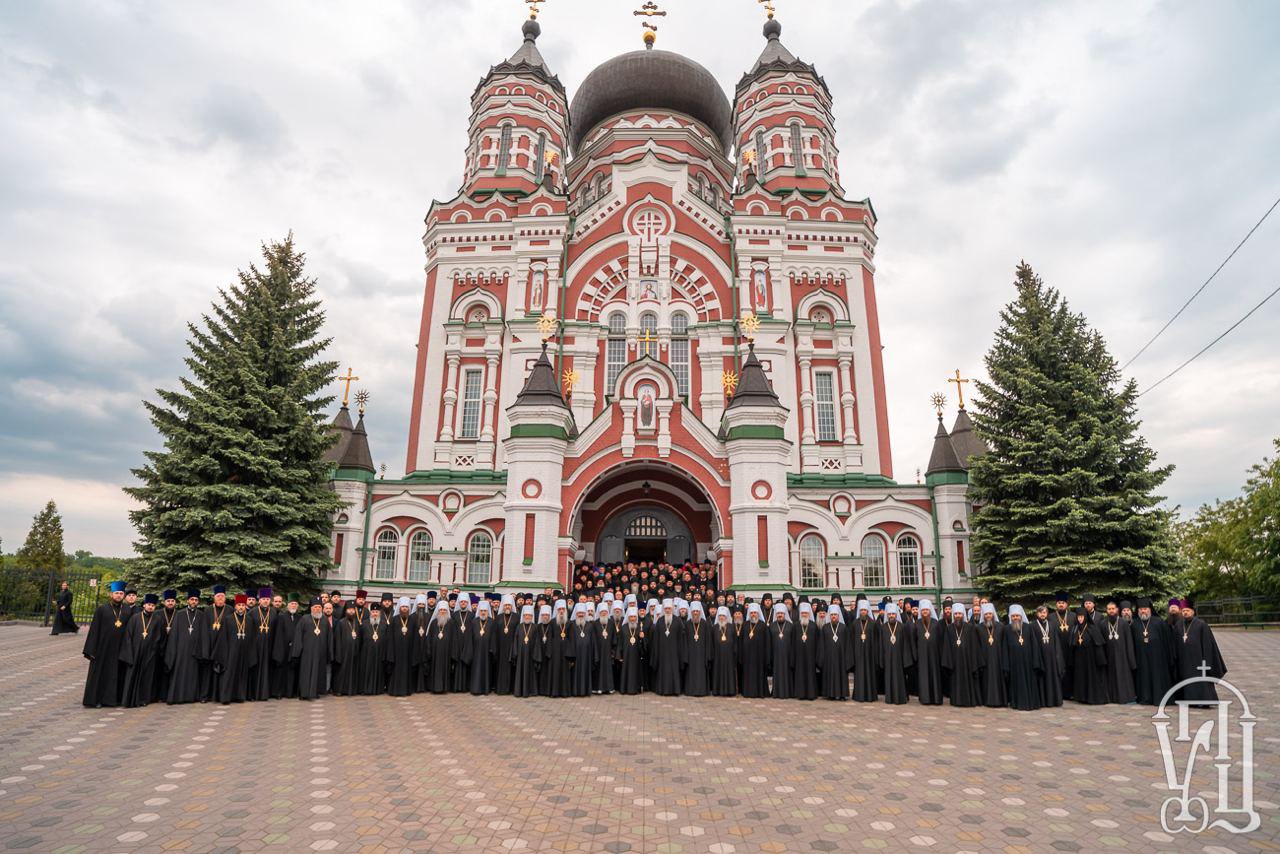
[459,368,483,439]
[638,311,658,358]
[606,311,627,394]
[466,531,493,585]
[534,132,547,182]
[897,535,921,586]
[754,129,766,177]
[799,535,825,589]
[495,124,512,176]
[374,529,398,580]
[670,312,690,397]
[862,535,886,588]
[790,124,807,175]
[408,531,432,582]
[814,371,838,441]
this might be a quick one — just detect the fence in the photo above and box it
[0,567,106,626]
[1194,596,1280,628]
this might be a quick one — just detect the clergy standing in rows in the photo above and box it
[495,595,520,695]
[618,607,647,695]
[849,601,879,702]
[879,603,914,704]
[331,602,362,696]
[388,597,418,697]
[768,604,795,700]
[359,603,390,695]
[511,605,539,697]
[293,598,332,700]
[791,603,819,700]
[977,603,1007,708]
[82,580,131,707]
[119,593,164,708]
[1098,598,1138,704]
[469,600,498,695]
[942,603,981,707]
[1002,605,1041,711]
[1070,607,1109,705]
[913,599,945,705]
[1133,598,1175,704]
[422,602,454,694]
[1032,604,1065,708]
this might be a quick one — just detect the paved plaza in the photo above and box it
[0,623,1276,853]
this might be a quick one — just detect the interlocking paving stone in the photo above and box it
[1,623,1278,851]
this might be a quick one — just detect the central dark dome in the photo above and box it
[569,50,733,154]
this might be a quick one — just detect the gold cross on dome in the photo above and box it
[525,0,545,20]
[637,328,658,357]
[335,367,360,407]
[758,0,776,20]
[947,369,970,410]
[634,1,666,48]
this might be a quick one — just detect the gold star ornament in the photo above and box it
[536,312,558,341]
[930,392,946,417]
[740,313,761,341]
[721,371,739,398]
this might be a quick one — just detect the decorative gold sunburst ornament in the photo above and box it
[354,388,371,416]
[544,149,558,167]
[563,368,579,398]
[742,148,757,165]
[721,371,739,398]
[930,391,946,417]
[536,312,558,341]
[740,312,761,341]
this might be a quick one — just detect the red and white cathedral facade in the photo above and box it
[324,15,985,598]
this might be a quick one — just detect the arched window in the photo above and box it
[495,124,513,177]
[408,531,432,582]
[799,535,825,589]
[754,129,766,177]
[670,312,690,397]
[534,132,547,182]
[790,123,807,176]
[605,311,627,394]
[626,515,667,538]
[862,535,886,588]
[640,312,657,334]
[466,531,493,585]
[374,529,398,580]
[897,535,921,587]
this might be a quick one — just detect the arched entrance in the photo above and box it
[597,505,694,565]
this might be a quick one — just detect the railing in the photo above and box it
[0,567,106,625]
[1194,596,1280,628]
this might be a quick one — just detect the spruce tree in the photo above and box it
[969,262,1180,602]
[15,500,67,572]
[126,236,342,593]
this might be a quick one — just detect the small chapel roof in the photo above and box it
[948,407,989,469]
[322,406,355,465]
[925,416,965,475]
[736,17,830,98]
[511,342,570,410]
[474,17,566,101]
[338,413,375,474]
[726,342,782,410]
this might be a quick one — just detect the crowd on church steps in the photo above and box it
[79,579,1227,712]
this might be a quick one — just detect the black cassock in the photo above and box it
[292,615,332,700]
[423,619,454,694]
[203,605,230,701]
[82,601,130,707]
[211,612,255,703]
[51,589,78,634]
[247,607,277,701]
[593,619,616,694]
[942,620,981,707]
[739,621,769,698]
[849,617,879,702]
[977,621,1007,708]
[511,622,539,697]
[387,614,417,697]
[494,613,519,694]
[1069,620,1109,705]
[411,611,433,692]
[1175,618,1227,704]
[710,623,737,696]
[1050,610,1074,699]
[768,621,795,699]
[617,623,646,695]
[358,620,391,695]
[272,612,302,698]
[154,607,176,700]
[469,619,497,695]
[164,607,208,704]
[682,619,711,697]
[1133,617,1176,705]
[1002,622,1042,711]
[565,622,597,697]
[649,618,686,696]
[1033,618,1065,707]
[119,610,164,707]
[913,618,945,705]
[878,620,915,704]
[791,621,819,700]
[1098,616,1137,704]
[451,613,475,693]
[816,621,852,701]
[331,617,362,696]
[538,622,572,697]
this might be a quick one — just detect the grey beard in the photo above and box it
[556,616,568,626]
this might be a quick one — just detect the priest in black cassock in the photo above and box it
[154,590,178,701]
[791,602,819,700]
[203,586,230,702]
[1069,607,1109,705]
[878,603,914,704]
[849,601,879,702]
[272,597,303,699]
[511,606,540,697]
[739,604,769,698]
[1051,593,1074,700]
[165,590,208,704]
[767,604,795,699]
[649,600,686,696]
[816,604,852,701]
[469,600,498,695]
[1098,599,1137,704]
[82,580,130,707]
[1133,598,1176,705]
[976,603,1007,708]
[119,594,164,707]
[942,603,981,707]
[912,599,945,705]
[212,594,255,704]
[1002,605,1041,711]
[331,603,362,696]
[682,601,711,697]
[293,598,332,701]
[618,607,647,695]
[247,588,277,702]
[1173,600,1228,705]
[387,597,418,697]
[422,602,455,694]
[51,581,78,635]
[494,595,520,695]
[591,602,616,694]
[1032,604,1064,707]
[565,604,597,697]
[539,602,573,697]
[358,604,391,695]
[451,595,476,693]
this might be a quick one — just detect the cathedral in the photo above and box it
[323,8,986,599]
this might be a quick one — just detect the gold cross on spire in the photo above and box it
[336,368,360,407]
[947,369,970,410]
[525,0,545,20]
[634,1,666,48]
[758,0,776,20]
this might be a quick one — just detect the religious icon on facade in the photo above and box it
[640,279,659,300]
[752,268,769,311]
[638,384,655,428]
[530,268,546,311]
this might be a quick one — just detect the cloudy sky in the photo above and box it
[2,0,1278,557]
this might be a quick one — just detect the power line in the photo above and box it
[1121,193,1280,370]
[1139,281,1280,397]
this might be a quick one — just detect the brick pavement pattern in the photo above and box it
[0,623,1276,853]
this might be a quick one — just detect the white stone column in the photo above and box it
[481,355,499,442]
[798,357,816,444]
[839,355,858,444]
[439,353,460,441]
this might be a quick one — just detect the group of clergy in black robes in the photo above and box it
[571,561,720,609]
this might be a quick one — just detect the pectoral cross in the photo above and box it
[336,368,360,407]
[947,369,970,410]
[637,328,658,357]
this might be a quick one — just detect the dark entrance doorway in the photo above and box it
[596,507,694,565]
[625,539,666,564]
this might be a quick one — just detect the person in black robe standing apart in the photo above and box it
[51,581,78,635]
[82,580,130,707]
